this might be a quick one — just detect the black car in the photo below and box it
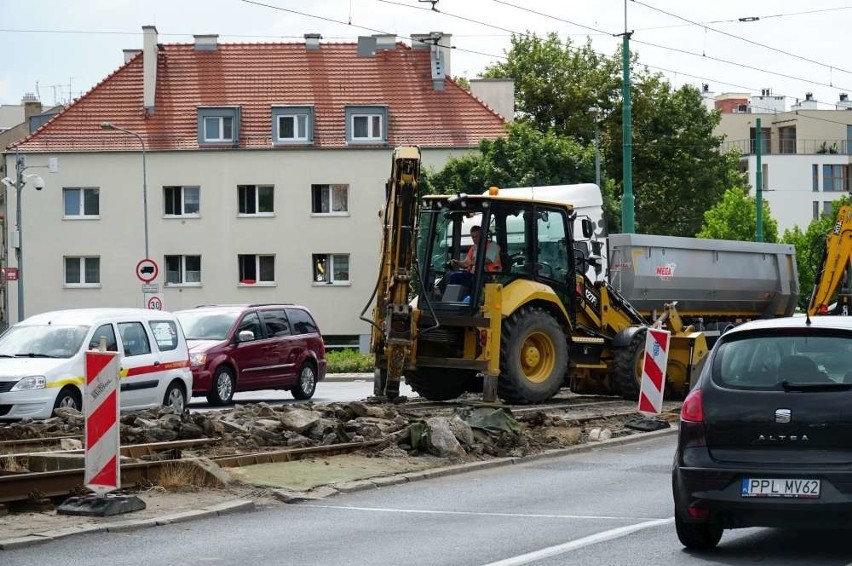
[672,315,852,550]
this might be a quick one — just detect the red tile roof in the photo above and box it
[11,41,507,152]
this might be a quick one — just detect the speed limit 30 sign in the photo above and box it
[147,295,164,310]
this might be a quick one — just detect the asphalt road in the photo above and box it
[6,434,852,565]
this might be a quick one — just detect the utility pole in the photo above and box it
[620,0,635,233]
[755,118,763,242]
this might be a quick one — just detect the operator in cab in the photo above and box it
[450,225,502,273]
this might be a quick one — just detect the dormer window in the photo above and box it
[345,106,388,143]
[197,107,240,145]
[272,106,313,144]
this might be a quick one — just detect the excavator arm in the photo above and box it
[369,146,422,398]
[808,205,852,316]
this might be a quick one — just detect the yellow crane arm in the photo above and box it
[808,205,852,316]
[370,146,422,397]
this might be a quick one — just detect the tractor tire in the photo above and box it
[406,368,472,401]
[498,306,568,404]
[614,327,647,400]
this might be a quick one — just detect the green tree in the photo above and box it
[697,187,778,242]
[782,196,852,310]
[423,121,594,195]
[480,33,747,236]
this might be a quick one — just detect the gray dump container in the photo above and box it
[608,234,799,319]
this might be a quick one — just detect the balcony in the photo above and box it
[720,138,850,156]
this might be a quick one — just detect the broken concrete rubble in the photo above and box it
[1,400,678,468]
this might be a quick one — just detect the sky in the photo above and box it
[2,0,851,110]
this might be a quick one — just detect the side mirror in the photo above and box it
[581,218,594,239]
[237,330,255,343]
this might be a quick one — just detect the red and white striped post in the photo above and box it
[85,351,121,496]
[638,328,671,416]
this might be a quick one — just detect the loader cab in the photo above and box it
[417,195,579,315]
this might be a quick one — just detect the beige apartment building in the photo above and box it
[712,89,851,233]
[2,27,511,348]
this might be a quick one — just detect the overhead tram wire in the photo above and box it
[630,38,852,93]
[239,0,508,62]
[468,0,852,96]
[632,6,852,32]
[240,0,852,121]
[630,0,852,77]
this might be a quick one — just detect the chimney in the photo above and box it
[700,83,715,112]
[142,25,158,115]
[837,93,852,110]
[411,32,452,91]
[792,92,818,110]
[194,34,219,51]
[373,34,396,50]
[305,33,322,50]
[123,49,142,64]
[21,93,42,120]
[470,79,514,122]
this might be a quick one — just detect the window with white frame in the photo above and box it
[64,256,100,286]
[63,188,99,218]
[238,254,275,284]
[197,107,240,145]
[311,184,349,214]
[165,255,201,285]
[313,253,350,284]
[345,106,387,142]
[273,106,313,143]
[238,185,274,215]
[204,116,233,142]
[164,186,200,217]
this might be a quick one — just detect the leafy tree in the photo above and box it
[480,33,747,236]
[782,196,852,310]
[697,187,778,242]
[423,121,594,195]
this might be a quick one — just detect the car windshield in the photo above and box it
[177,312,239,340]
[0,324,89,358]
[712,330,852,390]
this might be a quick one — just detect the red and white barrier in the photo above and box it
[638,328,671,415]
[85,351,120,495]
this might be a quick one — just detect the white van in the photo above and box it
[0,308,192,420]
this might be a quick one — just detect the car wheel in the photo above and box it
[206,366,235,406]
[53,386,82,415]
[163,381,187,413]
[292,363,317,400]
[675,514,723,550]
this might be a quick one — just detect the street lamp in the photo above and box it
[1,158,46,322]
[99,123,149,259]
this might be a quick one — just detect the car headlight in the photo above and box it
[190,353,207,367]
[11,376,46,391]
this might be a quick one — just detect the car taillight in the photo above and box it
[681,389,703,423]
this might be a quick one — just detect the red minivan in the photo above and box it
[174,304,326,405]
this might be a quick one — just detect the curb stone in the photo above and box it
[0,499,255,551]
[1,427,676,549]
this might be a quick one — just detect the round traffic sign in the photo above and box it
[136,258,159,283]
[147,296,163,310]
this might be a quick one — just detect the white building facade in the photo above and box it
[2,29,510,347]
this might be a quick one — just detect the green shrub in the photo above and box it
[326,349,375,373]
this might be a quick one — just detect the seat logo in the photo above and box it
[775,408,791,423]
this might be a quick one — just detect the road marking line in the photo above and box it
[481,518,674,566]
[302,504,664,522]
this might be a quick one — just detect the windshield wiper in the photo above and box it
[14,353,60,358]
[780,380,852,392]
[0,354,15,358]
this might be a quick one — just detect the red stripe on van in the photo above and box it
[124,360,190,377]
